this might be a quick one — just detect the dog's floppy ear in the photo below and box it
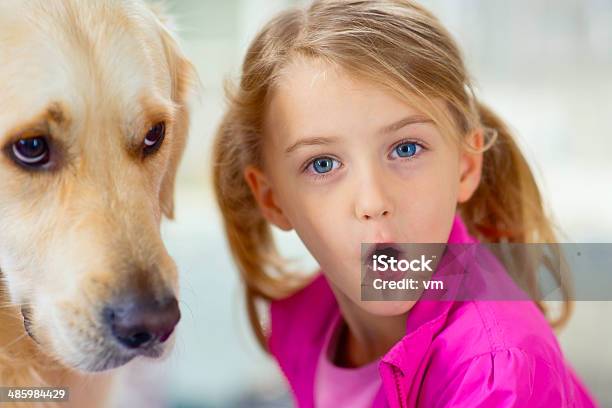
[150,4,198,219]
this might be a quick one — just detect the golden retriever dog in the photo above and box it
[0,0,195,406]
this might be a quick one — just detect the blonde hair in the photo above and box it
[212,0,572,350]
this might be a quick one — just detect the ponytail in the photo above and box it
[212,111,310,351]
[460,101,573,328]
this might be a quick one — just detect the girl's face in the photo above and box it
[245,58,482,316]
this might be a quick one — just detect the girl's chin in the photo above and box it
[357,299,417,317]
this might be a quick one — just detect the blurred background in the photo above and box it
[109,0,612,406]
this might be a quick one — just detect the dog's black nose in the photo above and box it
[104,296,180,350]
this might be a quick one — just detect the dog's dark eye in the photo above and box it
[143,122,165,155]
[12,137,50,167]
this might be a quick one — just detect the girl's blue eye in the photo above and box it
[391,142,423,158]
[394,142,420,158]
[311,157,336,174]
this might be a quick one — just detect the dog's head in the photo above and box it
[0,0,196,371]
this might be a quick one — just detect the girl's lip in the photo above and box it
[362,242,404,264]
[363,261,406,281]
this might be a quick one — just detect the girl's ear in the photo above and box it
[244,165,294,231]
[457,129,484,204]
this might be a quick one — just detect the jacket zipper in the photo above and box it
[392,365,406,408]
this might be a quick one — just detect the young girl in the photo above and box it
[212,0,597,406]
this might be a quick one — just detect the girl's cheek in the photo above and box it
[388,157,429,181]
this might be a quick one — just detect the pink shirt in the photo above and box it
[315,313,382,407]
[268,214,598,407]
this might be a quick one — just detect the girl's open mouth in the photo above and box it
[362,243,408,282]
[363,243,404,264]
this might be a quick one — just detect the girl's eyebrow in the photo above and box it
[284,115,432,155]
[285,136,341,155]
[380,114,433,134]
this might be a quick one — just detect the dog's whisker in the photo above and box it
[0,305,21,310]
[0,332,30,353]
[2,314,24,327]
[178,299,195,322]
[0,300,29,306]
[182,279,198,298]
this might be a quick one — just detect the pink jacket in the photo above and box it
[268,214,598,407]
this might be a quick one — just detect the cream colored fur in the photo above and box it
[0,1,196,406]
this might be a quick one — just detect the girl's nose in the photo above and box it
[359,208,390,221]
[354,172,394,221]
